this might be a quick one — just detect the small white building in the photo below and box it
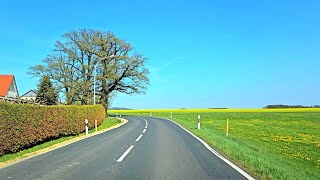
[0,75,19,98]
[21,90,37,101]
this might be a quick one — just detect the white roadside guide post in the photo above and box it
[170,112,172,119]
[85,119,89,135]
[198,115,201,130]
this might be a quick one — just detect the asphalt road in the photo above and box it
[0,116,250,180]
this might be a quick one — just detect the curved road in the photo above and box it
[0,116,250,180]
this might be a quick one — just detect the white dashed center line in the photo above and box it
[116,145,134,162]
[116,118,149,163]
[135,134,143,142]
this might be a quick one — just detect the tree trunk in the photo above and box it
[102,96,109,117]
[100,63,109,117]
[65,87,73,105]
[100,75,109,117]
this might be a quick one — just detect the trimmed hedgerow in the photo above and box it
[0,102,105,156]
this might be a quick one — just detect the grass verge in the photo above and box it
[0,117,121,163]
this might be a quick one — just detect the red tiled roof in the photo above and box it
[0,75,14,97]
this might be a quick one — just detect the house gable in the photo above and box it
[21,90,37,98]
[0,75,19,98]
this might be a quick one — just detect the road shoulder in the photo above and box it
[153,117,255,180]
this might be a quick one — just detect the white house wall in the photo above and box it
[21,97,36,101]
[6,79,18,98]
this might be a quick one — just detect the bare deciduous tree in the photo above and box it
[29,29,149,113]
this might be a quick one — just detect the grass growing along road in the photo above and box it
[109,109,320,180]
[0,117,121,163]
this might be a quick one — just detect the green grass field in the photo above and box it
[109,109,320,180]
[0,117,121,163]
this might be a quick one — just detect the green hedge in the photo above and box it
[0,102,106,156]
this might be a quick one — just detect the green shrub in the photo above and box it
[0,102,105,156]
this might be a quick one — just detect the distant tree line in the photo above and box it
[264,104,320,109]
[208,107,228,109]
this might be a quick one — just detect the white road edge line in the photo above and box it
[142,129,146,133]
[163,118,255,180]
[145,125,148,128]
[135,134,143,142]
[116,145,134,162]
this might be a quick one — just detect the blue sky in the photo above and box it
[1,0,319,109]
